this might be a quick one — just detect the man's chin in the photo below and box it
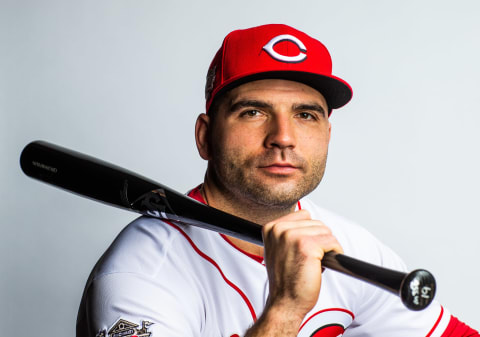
[243,183,306,208]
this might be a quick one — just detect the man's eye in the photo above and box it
[298,112,316,120]
[241,110,261,117]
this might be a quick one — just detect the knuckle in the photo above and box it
[298,235,320,252]
[311,221,331,234]
[296,235,311,249]
[273,221,291,236]
[263,220,278,236]
[262,224,270,236]
[279,227,295,243]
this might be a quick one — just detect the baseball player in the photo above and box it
[76,24,478,337]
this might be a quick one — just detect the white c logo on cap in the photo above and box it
[262,34,307,63]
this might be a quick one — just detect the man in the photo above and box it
[77,24,477,336]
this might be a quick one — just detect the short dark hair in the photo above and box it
[206,89,229,126]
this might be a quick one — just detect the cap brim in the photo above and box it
[213,71,352,111]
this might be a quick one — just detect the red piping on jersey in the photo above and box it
[187,186,302,264]
[186,188,472,336]
[426,306,444,337]
[188,186,260,261]
[428,307,479,337]
[299,308,355,332]
[164,219,258,322]
[182,186,303,321]
[220,200,301,263]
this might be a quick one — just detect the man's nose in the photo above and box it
[264,115,296,149]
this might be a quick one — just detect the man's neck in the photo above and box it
[200,179,297,256]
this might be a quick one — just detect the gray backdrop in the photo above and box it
[1,0,479,334]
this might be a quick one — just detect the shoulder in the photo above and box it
[299,198,407,271]
[77,216,214,336]
[299,197,374,243]
[299,197,370,235]
[89,216,216,281]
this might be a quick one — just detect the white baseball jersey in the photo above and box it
[77,186,460,337]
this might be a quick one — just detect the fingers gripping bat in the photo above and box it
[19,140,436,310]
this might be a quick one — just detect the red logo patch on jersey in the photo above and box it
[309,323,345,337]
[297,308,354,337]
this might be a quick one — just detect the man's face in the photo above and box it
[206,79,331,208]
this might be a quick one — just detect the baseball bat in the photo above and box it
[19,140,436,310]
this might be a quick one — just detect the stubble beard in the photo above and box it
[209,146,328,210]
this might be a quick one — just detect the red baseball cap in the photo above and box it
[205,24,352,115]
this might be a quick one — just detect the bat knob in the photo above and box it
[400,269,436,310]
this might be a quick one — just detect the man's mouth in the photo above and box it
[258,162,299,175]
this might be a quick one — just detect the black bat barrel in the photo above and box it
[19,140,436,311]
[20,141,161,210]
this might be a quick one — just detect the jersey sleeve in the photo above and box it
[441,316,479,336]
[77,270,204,337]
[76,217,206,337]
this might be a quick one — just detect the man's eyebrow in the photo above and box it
[229,99,273,112]
[293,103,327,116]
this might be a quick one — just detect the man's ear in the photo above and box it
[195,113,211,160]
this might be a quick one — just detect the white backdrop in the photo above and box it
[1,0,479,334]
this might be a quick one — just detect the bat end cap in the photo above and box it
[400,269,436,311]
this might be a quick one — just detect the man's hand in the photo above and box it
[245,209,343,337]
